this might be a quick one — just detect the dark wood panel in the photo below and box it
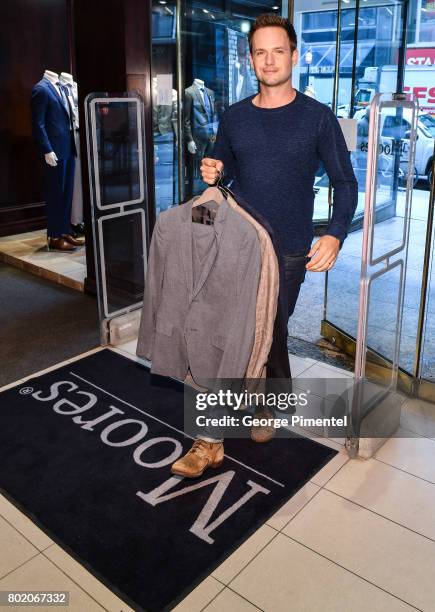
[0,0,70,224]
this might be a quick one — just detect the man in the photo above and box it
[171,14,358,478]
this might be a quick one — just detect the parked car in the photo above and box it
[353,107,434,187]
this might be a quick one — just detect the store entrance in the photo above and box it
[291,0,435,399]
[148,0,435,398]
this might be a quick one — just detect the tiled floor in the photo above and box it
[0,230,86,291]
[1,344,434,611]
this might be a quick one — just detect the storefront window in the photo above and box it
[151,0,286,213]
[151,1,178,215]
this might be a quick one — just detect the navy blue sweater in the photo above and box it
[212,90,358,255]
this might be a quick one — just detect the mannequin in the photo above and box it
[42,71,61,167]
[31,69,83,251]
[60,72,84,237]
[184,79,217,193]
[152,76,177,137]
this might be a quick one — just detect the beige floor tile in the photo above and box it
[109,345,151,369]
[293,366,354,405]
[230,533,413,611]
[0,242,32,255]
[284,488,435,611]
[0,231,43,243]
[374,430,435,483]
[44,544,134,611]
[0,554,106,611]
[326,457,435,539]
[304,360,354,378]
[114,338,138,356]
[288,354,316,377]
[266,481,320,531]
[49,261,86,275]
[171,576,224,611]
[212,525,276,584]
[20,252,65,264]
[62,268,86,283]
[310,448,349,487]
[204,588,260,611]
[0,515,39,578]
[23,257,84,275]
[401,398,435,439]
[0,495,52,551]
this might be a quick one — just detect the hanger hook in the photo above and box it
[216,169,224,188]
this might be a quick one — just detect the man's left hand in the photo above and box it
[306,235,340,272]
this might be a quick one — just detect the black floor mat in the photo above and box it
[0,349,337,611]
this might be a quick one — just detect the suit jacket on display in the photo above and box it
[31,78,74,159]
[184,84,217,144]
[136,195,261,385]
[225,193,279,380]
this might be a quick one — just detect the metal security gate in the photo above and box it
[85,92,149,344]
[346,92,419,458]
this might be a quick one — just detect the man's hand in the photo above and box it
[200,158,224,185]
[306,235,340,272]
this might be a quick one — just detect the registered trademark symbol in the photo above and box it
[19,387,33,395]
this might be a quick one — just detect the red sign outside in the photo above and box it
[406,48,435,67]
[404,48,435,113]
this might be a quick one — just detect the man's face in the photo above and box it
[249,26,298,88]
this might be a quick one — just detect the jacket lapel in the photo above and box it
[44,79,70,118]
[180,202,194,300]
[193,85,207,114]
[180,196,228,302]
[191,198,227,299]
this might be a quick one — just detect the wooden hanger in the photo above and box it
[192,185,225,208]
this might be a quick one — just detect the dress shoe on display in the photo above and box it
[47,237,76,252]
[71,222,85,236]
[171,439,224,478]
[250,409,277,443]
[62,234,85,247]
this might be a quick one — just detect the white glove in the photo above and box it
[187,140,197,155]
[45,152,58,167]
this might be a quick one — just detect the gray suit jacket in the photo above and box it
[136,196,261,385]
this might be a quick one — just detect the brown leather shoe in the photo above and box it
[62,234,85,246]
[250,410,277,443]
[171,439,224,478]
[47,237,76,252]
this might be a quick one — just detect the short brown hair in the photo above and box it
[248,14,297,53]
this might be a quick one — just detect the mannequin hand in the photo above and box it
[306,235,340,272]
[45,152,58,167]
[200,158,224,185]
[187,140,197,154]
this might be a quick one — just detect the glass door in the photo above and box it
[319,1,420,372]
[323,0,435,396]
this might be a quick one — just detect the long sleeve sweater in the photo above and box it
[212,89,358,255]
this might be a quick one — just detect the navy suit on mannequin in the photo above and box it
[31,77,76,239]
